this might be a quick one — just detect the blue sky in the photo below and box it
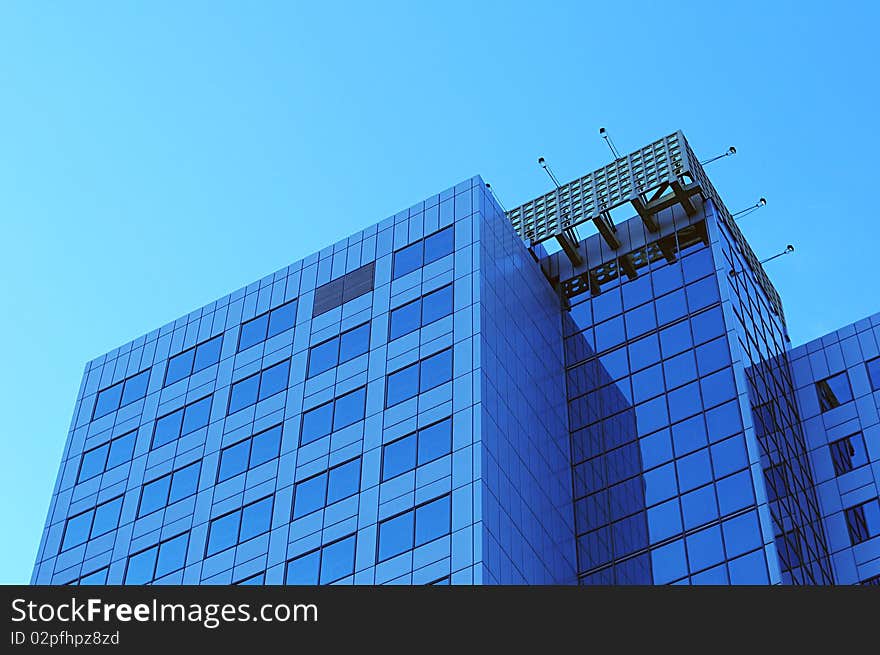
[0,1,877,583]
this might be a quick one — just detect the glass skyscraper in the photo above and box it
[31,132,879,585]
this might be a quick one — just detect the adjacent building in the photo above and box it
[31,132,879,585]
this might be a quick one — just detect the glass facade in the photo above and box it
[30,162,879,586]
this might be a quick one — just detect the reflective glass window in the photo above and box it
[421,285,453,325]
[107,430,136,468]
[152,408,184,448]
[420,349,452,392]
[206,511,241,555]
[239,313,269,351]
[293,473,327,519]
[193,335,223,373]
[181,396,211,434]
[229,374,260,414]
[382,434,417,480]
[378,511,414,561]
[139,475,172,516]
[424,227,454,264]
[816,371,853,412]
[830,432,869,476]
[285,550,320,584]
[62,510,94,550]
[389,299,421,340]
[319,535,356,584]
[327,459,360,505]
[78,443,110,483]
[386,362,419,407]
[165,349,195,386]
[417,418,452,465]
[125,546,158,584]
[239,496,273,542]
[844,499,880,545]
[415,495,450,546]
[339,323,370,363]
[155,533,188,578]
[333,387,365,430]
[393,241,423,279]
[168,462,200,503]
[258,360,289,400]
[93,382,123,419]
[867,357,880,391]
[308,338,338,377]
[267,300,297,338]
[300,401,333,445]
[218,439,250,481]
[250,425,282,467]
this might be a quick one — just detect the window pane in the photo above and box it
[816,372,853,412]
[333,387,365,431]
[93,383,123,418]
[390,300,421,340]
[286,550,320,584]
[415,495,450,546]
[379,511,414,561]
[91,497,123,537]
[259,360,290,401]
[382,435,417,480]
[420,349,452,392]
[293,474,327,519]
[78,444,110,482]
[308,338,339,377]
[867,357,880,392]
[107,431,136,468]
[417,419,452,465]
[239,313,269,351]
[193,336,223,372]
[830,433,868,476]
[424,227,454,264]
[250,425,282,467]
[393,241,423,279]
[140,475,171,516]
[300,402,333,445]
[320,535,356,584]
[236,573,265,585]
[155,533,188,578]
[62,510,94,550]
[386,363,419,407]
[121,370,151,406]
[422,285,453,326]
[229,374,260,414]
[165,349,195,385]
[125,546,158,584]
[268,300,297,338]
[339,323,370,363]
[152,409,183,448]
[218,440,250,481]
[169,462,200,503]
[182,396,212,434]
[327,459,360,505]
[240,497,273,542]
[207,511,241,555]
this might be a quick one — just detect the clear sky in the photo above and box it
[1,1,877,583]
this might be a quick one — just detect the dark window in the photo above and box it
[151,396,212,449]
[93,369,151,419]
[392,227,454,280]
[299,387,367,446]
[228,360,291,414]
[867,357,880,392]
[312,263,375,318]
[61,496,124,551]
[124,533,189,584]
[217,424,283,482]
[165,335,223,386]
[238,300,298,352]
[382,418,452,480]
[389,284,453,340]
[861,574,880,586]
[816,371,853,412]
[307,322,371,377]
[830,433,869,476]
[844,499,880,545]
[77,430,137,483]
[138,462,201,517]
[385,349,452,407]
[285,534,356,584]
[206,496,274,556]
[377,494,451,561]
[292,458,361,519]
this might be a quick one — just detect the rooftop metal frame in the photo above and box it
[505,131,785,322]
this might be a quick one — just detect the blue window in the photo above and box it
[867,357,880,391]
[293,458,361,518]
[830,432,869,476]
[385,349,452,407]
[124,533,189,584]
[165,335,223,386]
[816,371,852,412]
[206,496,274,556]
[378,494,451,561]
[258,360,290,400]
[389,284,453,340]
[77,430,136,483]
[235,573,266,585]
[285,534,356,585]
[299,387,367,446]
[60,495,124,551]
[251,424,283,467]
[228,360,291,414]
[139,462,201,516]
[152,396,212,449]
[392,227,454,280]
[238,300,298,351]
[79,568,109,585]
[155,532,189,579]
[218,439,251,481]
[124,546,158,584]
[382,418,452,480]
[93,369,151,419]
[307,322,371,377]
[845,499,880,546]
